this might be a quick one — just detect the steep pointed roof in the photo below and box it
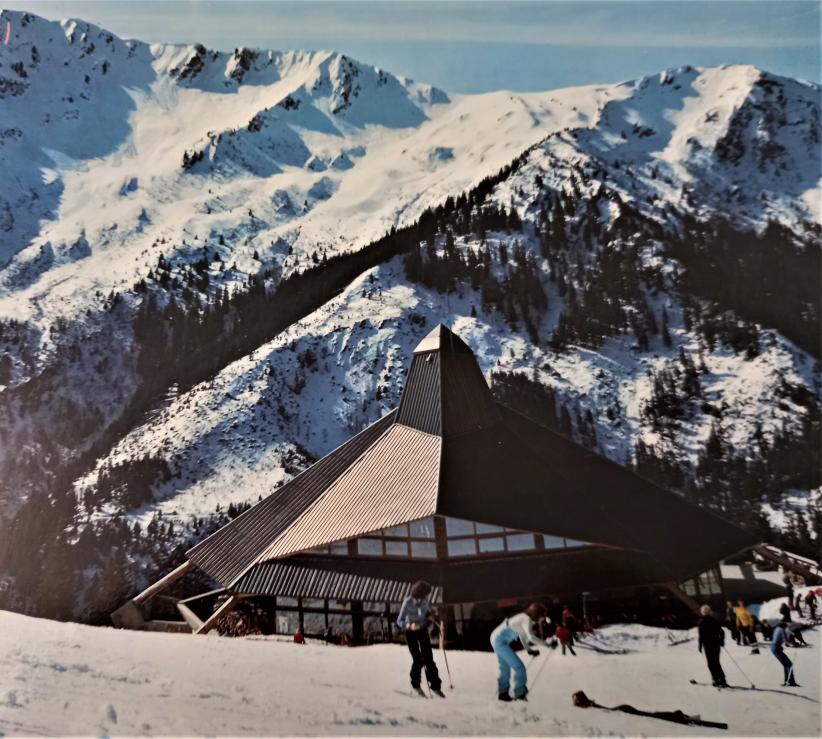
[397,324,500,437]
[187,323,756,590]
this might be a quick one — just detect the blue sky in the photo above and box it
[7,1,820,92]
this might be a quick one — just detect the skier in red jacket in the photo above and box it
[555,623,577,655]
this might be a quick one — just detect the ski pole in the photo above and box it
[529,649,551,691]
[440,620,454,690]
[722,645,755,688]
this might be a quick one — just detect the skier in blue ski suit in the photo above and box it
[490,603,551,701]
[771,620,799,686]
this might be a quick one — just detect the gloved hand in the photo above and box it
[527,649,540,657]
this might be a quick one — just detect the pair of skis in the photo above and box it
[393,687,446,699]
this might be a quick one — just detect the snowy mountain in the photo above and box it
[0,10,819,619]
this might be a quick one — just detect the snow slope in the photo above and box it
[0,610,818,736]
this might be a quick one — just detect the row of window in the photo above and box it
[308,517,591,559]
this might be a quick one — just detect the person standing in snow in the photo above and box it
[491,603,551,701]
[293,626,306,644]
[771,619,799,687]
[724,600,739,644]
[783,574,794,605]
[804,590,817,620]
[779,602,792,623]
[697,605,728,688]
[794,592,804,617]
[396,580,444,697]
[561,605,578,640]
[555,622,576,656]
[734,600,757,648]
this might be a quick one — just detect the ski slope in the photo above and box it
[0,610,818,736]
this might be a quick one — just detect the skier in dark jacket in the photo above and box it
[804,590,817,620]
[724,600,738,644]
[779,602,792,622]
[396,580,443,697]
[697,605,728,688]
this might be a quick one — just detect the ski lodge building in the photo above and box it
[115,325,766,646]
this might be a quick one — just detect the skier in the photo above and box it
[555,622,576,656]
[734,600,757,650]
[491,602,551,701]
[561,604,578,640]
[770,619,799,687]
[804,590,817,620]
[779,601,792,623]
[697,605,728,688]
[794,592,804,617]
[724,599,739,644]
[783,574,794,605]
[293,626,305,644]
[396,580,444,698]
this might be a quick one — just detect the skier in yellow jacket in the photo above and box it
[734,600,757,648]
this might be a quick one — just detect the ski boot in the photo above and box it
[498,692,513,702]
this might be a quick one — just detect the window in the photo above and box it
[506,533,535,551]
[543,536,565,549]
[358,538,383,556]
[411,541,437,558]
[478,537,505,553]
[383,524,409,537]
[385,540,409,557]
[564,538,587,548]
[476,523,504,534]
[445,516,544,557]
[329,541,348,555]
[448,538,477,557]
[409,518,435,538]
[446,518,474,536]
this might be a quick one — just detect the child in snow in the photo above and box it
[561,605,578,640]
[771,619,799,687]
[396,580,444,697]
[555,623,576,656]
[293,627,305,644]
[490,602,551,701]
[697,605,727,688]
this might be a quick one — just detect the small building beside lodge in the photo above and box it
[115,324,785,646]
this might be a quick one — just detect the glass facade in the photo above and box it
[304,516,592,561]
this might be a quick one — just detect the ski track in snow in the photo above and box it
[0,610,818,737]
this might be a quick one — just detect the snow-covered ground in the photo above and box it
[0,610,818,737]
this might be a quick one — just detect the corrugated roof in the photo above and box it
[396,351,441,435]
[186,409,398,585]
[231,560,442,603]
[254,424,440,562]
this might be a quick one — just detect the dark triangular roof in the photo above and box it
[396,324,500,437]
[187,323,756,589]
